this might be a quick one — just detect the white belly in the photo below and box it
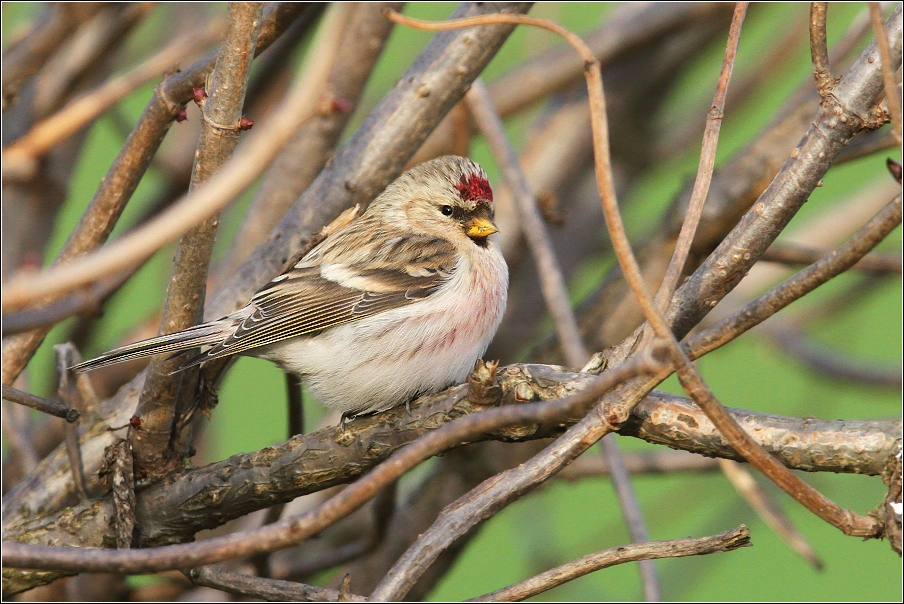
[258,246,508,415]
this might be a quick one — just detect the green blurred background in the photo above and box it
[3,3,901,601]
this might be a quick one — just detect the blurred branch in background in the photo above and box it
[1,2,900,601]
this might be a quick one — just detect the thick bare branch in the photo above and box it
[3,367,896,593]
[133,1,266,478]
[1,353,660,584]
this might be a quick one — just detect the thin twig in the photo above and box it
[2,24,222,172]
[597,437,661,602]
[56,345,88,501]
[467,526,752,602]
[810,3,834,94]
[1,384,80,422]
[760,242,901,273]
[557,450,720,480]
[718,460,823,569]
[186,565,367,602]
[653,2,748,312]
[869,2,903,148]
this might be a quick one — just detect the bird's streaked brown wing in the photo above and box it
[190,233,458,362]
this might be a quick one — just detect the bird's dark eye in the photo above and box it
[440,205,454,216]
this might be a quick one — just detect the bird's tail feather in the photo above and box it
[71,322,228,373]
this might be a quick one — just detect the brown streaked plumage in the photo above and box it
[73,156,509,416]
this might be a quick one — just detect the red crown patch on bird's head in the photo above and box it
[455,173,493,203]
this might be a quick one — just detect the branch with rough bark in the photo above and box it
[1,4,900,601]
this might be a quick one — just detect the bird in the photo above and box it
[73,155,509,418]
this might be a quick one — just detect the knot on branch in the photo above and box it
[200,111,253,134]
[467,359,501,407]
[882,444,902,555]
[819,92,889,134]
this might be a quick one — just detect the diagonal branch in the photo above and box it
[653,2,747,311]
[0,2,310,386]
[467,526,751,602]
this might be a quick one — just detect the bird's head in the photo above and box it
[371,156,498,247]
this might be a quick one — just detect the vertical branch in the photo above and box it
[810,3,834,94]
[133,2,265,476]
[869,2,903,148]
[55,345,88,501]
[286,374,305,438]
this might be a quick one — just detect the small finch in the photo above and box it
[73,156,509,417]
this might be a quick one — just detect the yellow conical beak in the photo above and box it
[466,216,498,239]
